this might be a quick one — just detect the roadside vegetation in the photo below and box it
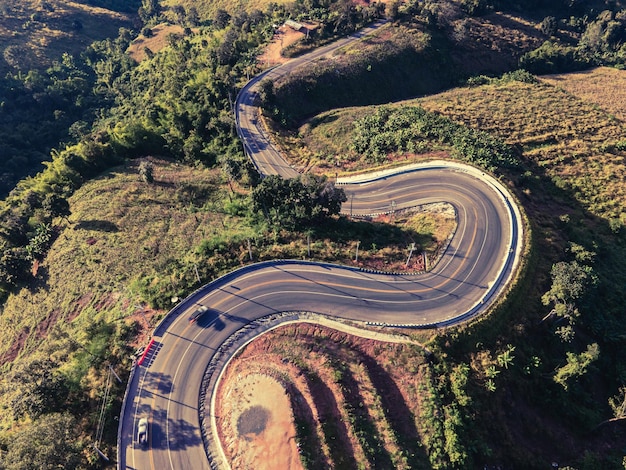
[0,156,452,466]
[288,67,626,467]
[1,0,626,468]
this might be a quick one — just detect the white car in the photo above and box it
[137,418,148,446]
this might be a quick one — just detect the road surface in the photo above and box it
[118,19,523,470]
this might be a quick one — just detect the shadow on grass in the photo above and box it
[335,360,396,470]
[430,157,626,467]
[358,349,432,469]
[286,378,330,469]
[74,219,119,232]
[303,367,359,470]
[304,216,435,263]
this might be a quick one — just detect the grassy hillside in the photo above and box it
[267,10,547,127]
[419,73,626,220]
[162,0,292,20]
[289,68,626,467]
[0,0,134,74]
[0,155,452,465]
[296,67,626,222]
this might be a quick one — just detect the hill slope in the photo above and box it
[0,0,135,74]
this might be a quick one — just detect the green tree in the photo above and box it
[4,358,69,420]
[214,9,231,29]
[2,413,85,470]
[251,175,346,230]
[554,343,600,390]
[541,261,594,336]
[42,194,71,222]
[594,385,626,430]
[386,0,401,20]
[541,16,558,36]
[0,246,31,289]
[187,7,200,27]
[496,344,516,369]
[139,0,160,23]
[305,174,347,219]
[25,223,54,261]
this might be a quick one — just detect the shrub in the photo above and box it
[519,41,592,74]
[138,160,154,183]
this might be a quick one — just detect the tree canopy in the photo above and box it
[251,175,346,230]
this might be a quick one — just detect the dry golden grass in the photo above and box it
[127,24,187,62]
[0,0,132,73]
[416,79,626,220]
[0,157,453,372]
[294,73,626,222]
[0,159,229,364]
[540,67,626,122]
[162,0,292,19]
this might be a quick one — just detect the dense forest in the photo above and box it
[1,0,626,468]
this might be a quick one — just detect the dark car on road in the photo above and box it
[189,305,209,323]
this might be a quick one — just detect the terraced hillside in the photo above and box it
[216,323,438,470]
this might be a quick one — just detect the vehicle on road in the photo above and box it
[137,418,148,446]
[189,305,209,323]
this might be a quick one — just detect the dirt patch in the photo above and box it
[127,24,188,62]
[0,292,94,366]
[258,22,318,66]
[216,372,302,470]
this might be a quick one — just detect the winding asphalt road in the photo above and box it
[118,20,523,470]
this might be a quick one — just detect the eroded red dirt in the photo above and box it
[215,322,431,470]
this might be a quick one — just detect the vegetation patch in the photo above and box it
[162,0,292,20]
[2,0,626,468]
[417,75,626,220]
[127,24,187,62]
[0,156,452,463]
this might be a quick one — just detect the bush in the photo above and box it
[138,160,154,183]
[351,105,518,171]
[519,41,592,74]
[540,16,557,37]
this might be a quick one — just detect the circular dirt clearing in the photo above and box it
[237,405,271,438]
[217,373,302,470]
